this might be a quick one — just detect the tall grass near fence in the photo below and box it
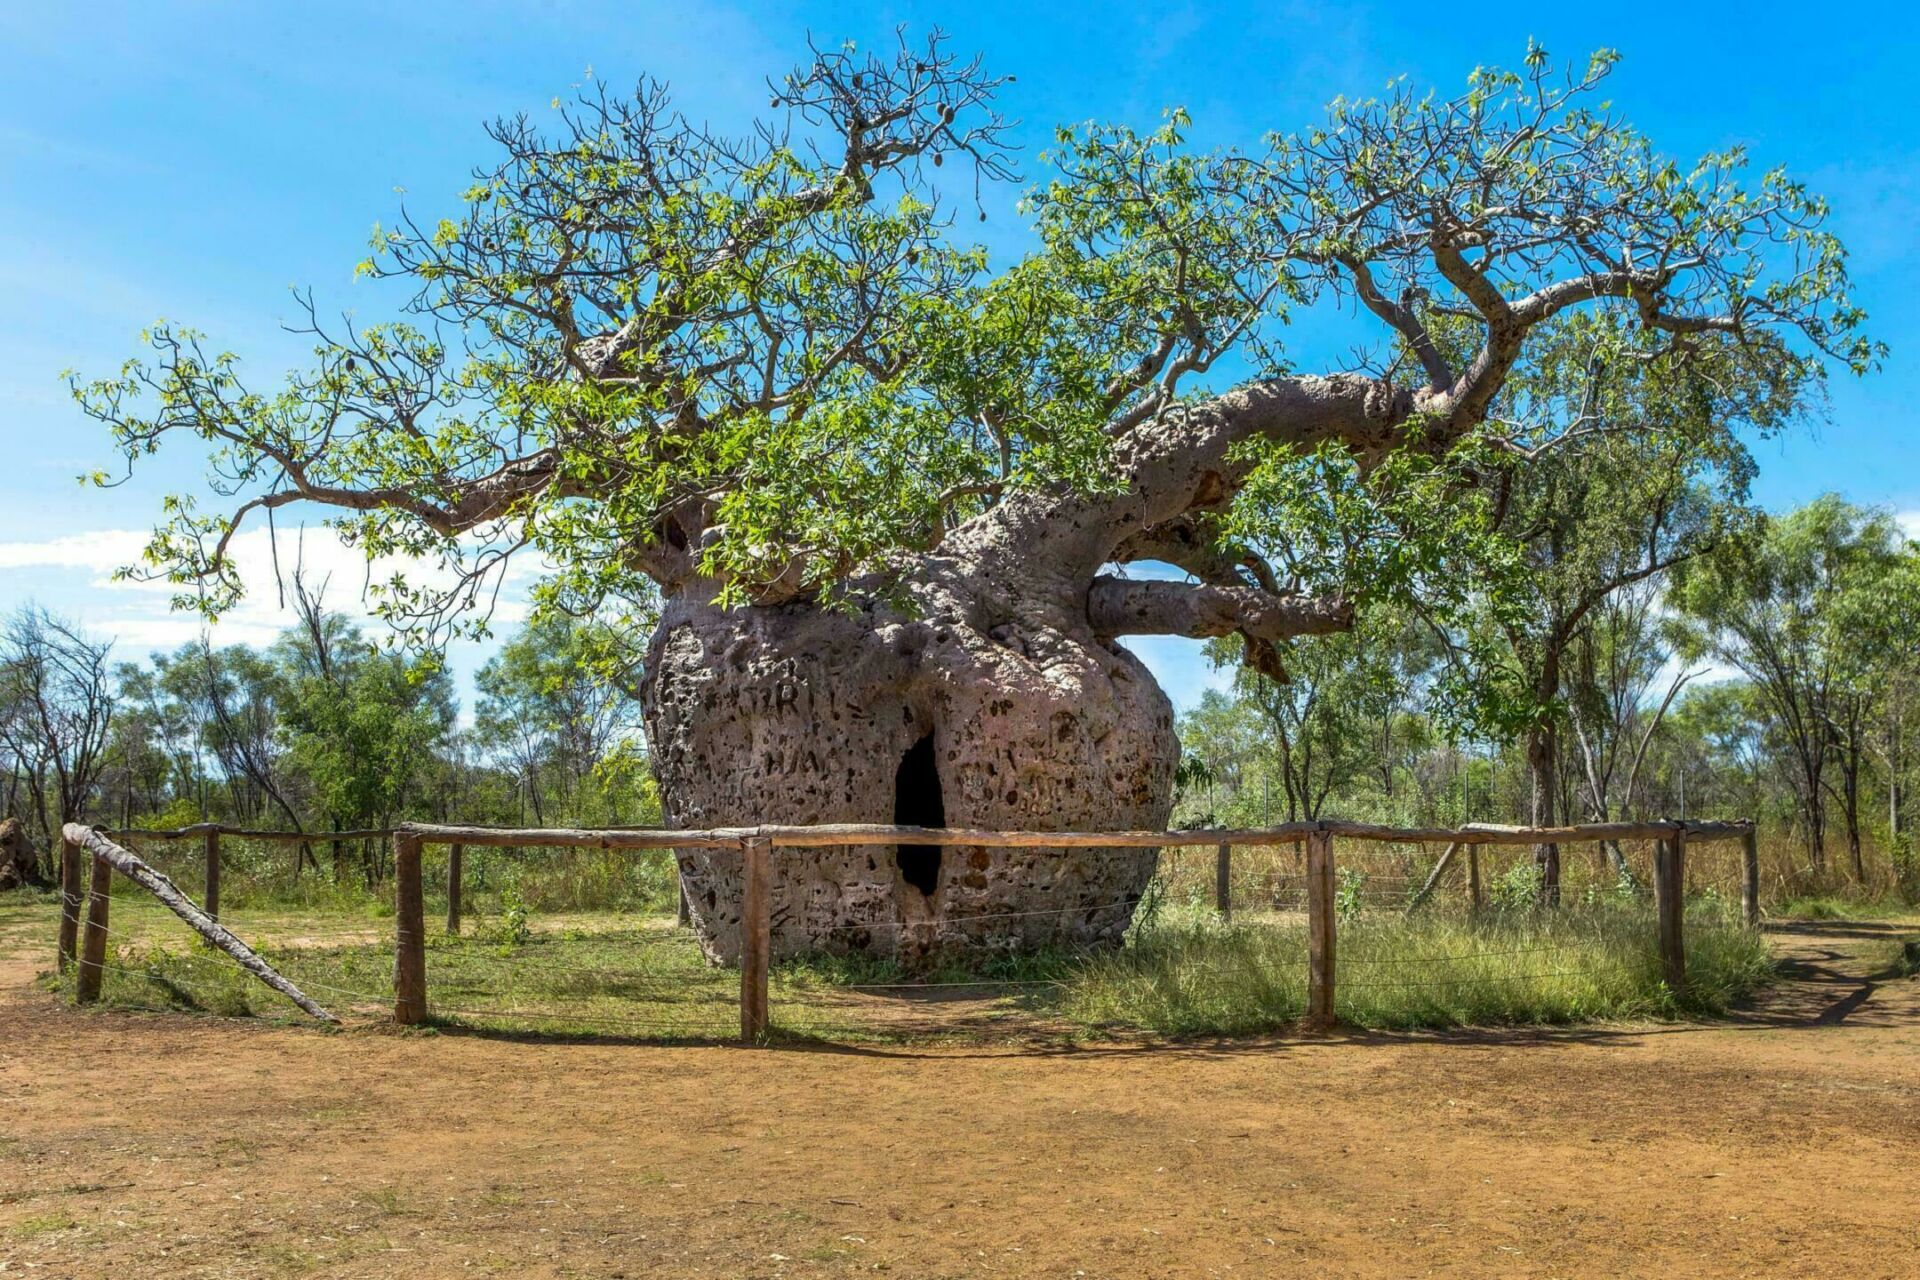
[1064,898,1771,1034]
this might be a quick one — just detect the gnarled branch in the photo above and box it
[1087,575,1352,643]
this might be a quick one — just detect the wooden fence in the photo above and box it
[60,817,1761,1044]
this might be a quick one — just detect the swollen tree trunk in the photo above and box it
[0,816,43,891]
[643,558,1179,963]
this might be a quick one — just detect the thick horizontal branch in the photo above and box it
[1086,575,1353,642]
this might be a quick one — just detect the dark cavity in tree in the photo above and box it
[893,732,945,897]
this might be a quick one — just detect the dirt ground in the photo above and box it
[3,909,1917,1279]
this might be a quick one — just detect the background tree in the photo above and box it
[0,608,116,869]
[474,614,645,826]
[1562,580,1698,879]
[274,579,455,882]
[1826,532,1920,882]
[1471,316,1775,899]
[1192,608,1429,825]
[1672,497,1899,877]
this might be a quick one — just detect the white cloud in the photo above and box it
[0,523,536,657]
[1897,510,1920,545]
[0,528,150,571]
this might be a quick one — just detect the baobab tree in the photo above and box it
[73,35,1873,959]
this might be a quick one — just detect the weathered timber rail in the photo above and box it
[69,817,1762,1042]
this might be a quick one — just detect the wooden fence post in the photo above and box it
[1653,833,1687,998]
[57,833,83,971]
[1740,827,1760,929]
[393,832,428,1025]
[75,853,113,1004]
[1215,842,1232,921]
[740,835,771,1043]
[1305,828,1336,1033]
[445,843,464,936]
[1467,843,1483,912]
[676,867,691,927]
[203,827,221,922]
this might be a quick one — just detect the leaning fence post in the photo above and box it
[75,852,113,1004]
[1215,841,1232,921]
[740,835,771,1043]
[1406,841,1461,913]
[57,833,83,971]
[1740,827,1760,929]
[393,831,428,1025]
[203,826,221,922]
[1305,827,1336,1033]
[445,843,464,936]
[1654,830,1687,999]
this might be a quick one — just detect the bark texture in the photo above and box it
[644,550,1178,963]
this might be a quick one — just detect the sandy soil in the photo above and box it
[2,908,1917,1279]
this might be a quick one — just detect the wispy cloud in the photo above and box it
[0,524,533,656]
[0,528,150,571]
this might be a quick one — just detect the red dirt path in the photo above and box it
[2,908,1917,1278]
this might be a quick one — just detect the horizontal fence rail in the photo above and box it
[104,817,1755,848]
[71,817,1760,1044]
[105,822,396,841]
[386,818,1754,848]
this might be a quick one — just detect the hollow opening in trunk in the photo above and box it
[893,731,945,898]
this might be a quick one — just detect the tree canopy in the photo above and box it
[73,34,1874,678]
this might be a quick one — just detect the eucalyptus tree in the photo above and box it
[1477,317,1781,898]
[474,614,645,824]
[1823,524,1918,877]
[1857,551,1920,868]
[1225,305,1801,898]
[273,585,456,880]
[1206,609,1429,824]
[1672,498,1901,876]
[0,608,116,858]
[73,36,1874,958]
[1563,579,1698,876]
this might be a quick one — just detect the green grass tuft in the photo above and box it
[1060,899,1772,1034]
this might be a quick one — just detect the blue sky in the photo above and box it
[2,0,1916,710]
